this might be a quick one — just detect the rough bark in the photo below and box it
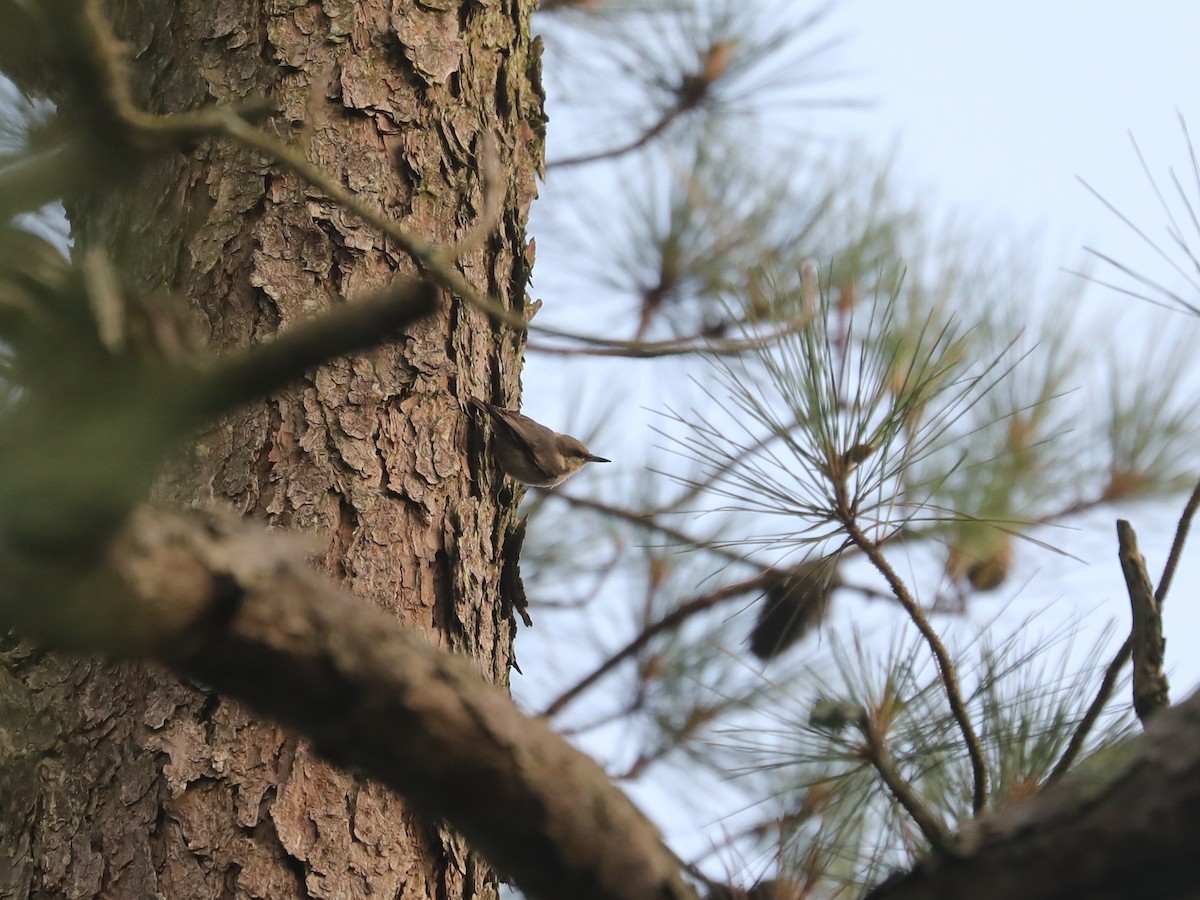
[0,0,543,897]
[4,505,701,900]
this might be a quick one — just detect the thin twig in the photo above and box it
[842,519,988,814]
[190,281,438,419]
[550,490,776,570]
[71,0,706,355]
[1045,635,1131,784]
[75,1,490,310]
[162,110,726,353]
[546,104,685,170]
[526,311,814,359]
[0,142,93,221]
[860,718,953,853]
[214,115,516,312]
[541,571,779,718]
[1153,478,1200,606]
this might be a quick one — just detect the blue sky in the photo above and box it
[832,1,1200,298]
[523,1,1200,703]
[820,1,1200,692]
[522,10,1200,860]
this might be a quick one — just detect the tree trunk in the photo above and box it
[0,0,543,896]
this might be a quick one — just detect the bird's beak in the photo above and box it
[587,455,610,463]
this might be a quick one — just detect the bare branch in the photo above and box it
[1116,520,1169,724]
[546,103,687,170]
[842,519,989,815]
[526,311,814,359]
[48,0,698,355]
[1154,477,1200,606]
[1044,634,1131,785]
[542,570,779,718]
[190,280,439,420]
[549,490,775,569]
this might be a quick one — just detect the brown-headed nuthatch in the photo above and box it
[469,397,609,487]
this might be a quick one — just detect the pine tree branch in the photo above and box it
[1045,634,1131,785]
[546,102,687,170]
[542,569,781,718]
[1153,477,1200,607]
[549,490,775,568]
[0,505,699,900]
[41,0,697,355]
[865,689,1200,900]
[188,280,438,421]
[841,517,989,815]
[525,310,813,358]
[860,718,953,854]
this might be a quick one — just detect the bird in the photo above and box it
[469,398,609,487]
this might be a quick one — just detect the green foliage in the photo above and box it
[704,621,1135,895]
[0,227,191,561]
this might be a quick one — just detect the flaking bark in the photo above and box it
[0,0,543,896]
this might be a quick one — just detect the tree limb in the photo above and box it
[0,506,698,900]
[1116,519,1169,724]
[189,280,439,420]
